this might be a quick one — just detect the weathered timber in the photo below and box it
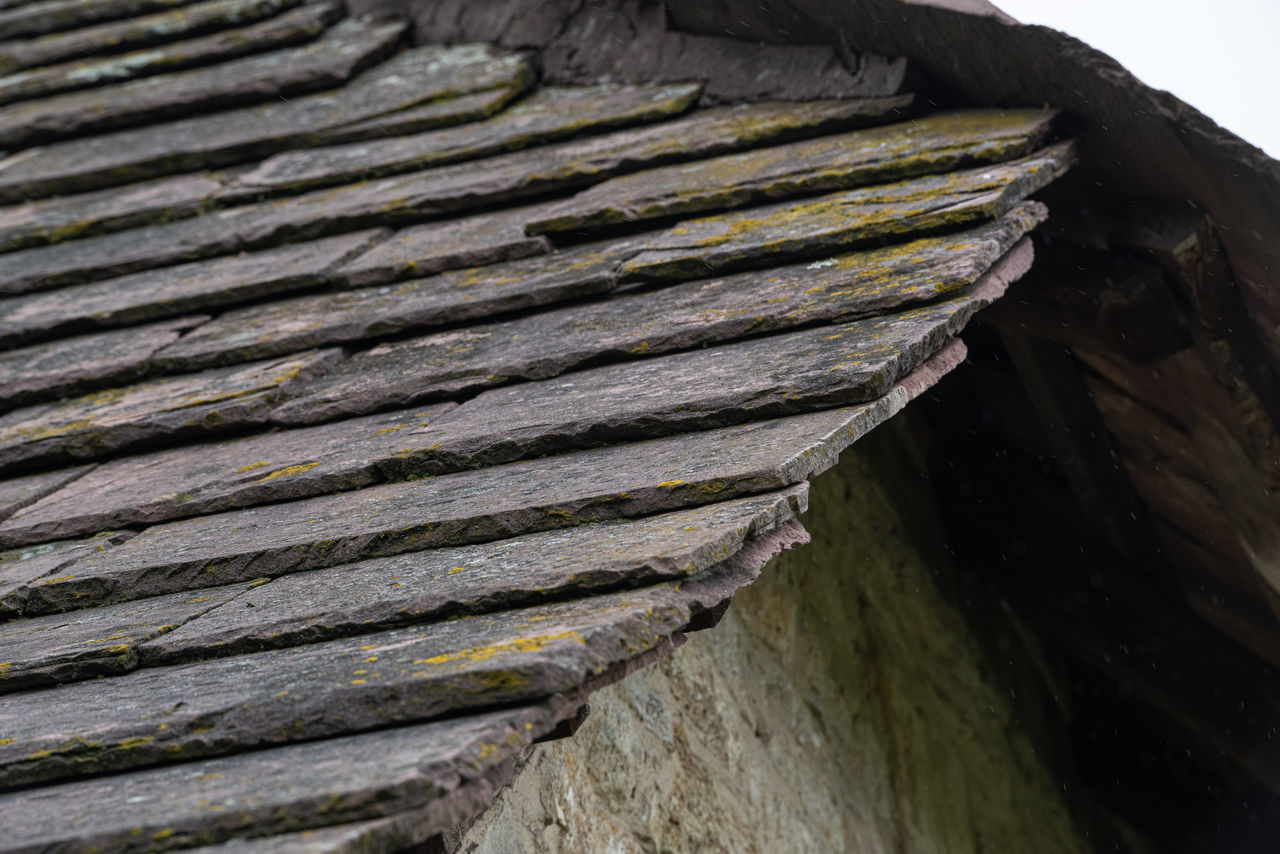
[0,582,252,692]
[0,464,92,521]
[527,108,1057,234]
[0,530,132,617]
[622,141,1076,280]
[0,16,404,148]
[0,1,340,106]
[273,209,1038,424]
[0,43,532,203]
[21,347,961,613]
[0,229,383,341]
[234,82,706,194]
[0,705,558,854]
[0,403,458,545]
[0,0,204,39]
[0,350,341,476]
[0,0,301,73]
[144,488,805,663]
[155,235,643,372]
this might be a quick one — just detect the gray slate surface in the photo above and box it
[0,530,133,617]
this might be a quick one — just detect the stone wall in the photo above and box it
[453,422,1100,853]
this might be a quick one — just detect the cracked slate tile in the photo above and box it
[527,108,1058,234]
[0,581,252,692]
[0,705,556,854]
[272,206,1040,424]
[0,315,209,409]
[0,403,458,545]
[155,235,642,372]
[20,347,960,613]
[311,84,521,145]
[0,16,405,148]
[622,141,1077,280]
[0,42,532,204]
[0,349,342,475]
[0,0,340,106]
[0,229,383,342]
[0,0,303,73]
[0,0,207,40]
[0,530,133,617]
[0,465,93,522]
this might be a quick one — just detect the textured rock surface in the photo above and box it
[528,108,1056,234]
[457,428,1093,854]
[0,0,205,40]
[0,349,341,474]
[273,210,1038,423]
[0,464,93,521]
[624,142,1074,279]
[0,530,132,616]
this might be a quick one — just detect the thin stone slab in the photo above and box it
[0,464,92,521]
[527,108,1058,234]
[0,42,528,204]
[0,1,339,106]
[273,208,1040,423]
[22,348,960,613]
[156,236,643,372]
[0,583,700,788]
[0,531,132,617]
[622,141,1077,280]
[0,316,208,408]
[0,0,302,73]
[0,706,555,854]
[144,488,805,663]
[0,230,381,339]
[0,403,458,545]
[312,85,520,144]
[234,82,706,194]
[0,16,402,149]
[0,349,341,476]
[0,582,251,692]
[0,0,205,40]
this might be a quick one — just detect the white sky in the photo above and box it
[992,0,1280,158]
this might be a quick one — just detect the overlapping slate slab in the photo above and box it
[0,530,132,616]
[0,464,92,521]
[0,349,341,475]
[0,16,402,148]
[526,108,1057,235]
[155,236,643,371]
[0,403,457,545]
[0,316,208,408]
[0,580,706,788]
[0,0,302,73]
[234,82,706,194]
[312,84,519,144]
[0,0,205,40]
[20,347,961,613]
[0,581,251,692]
[0,42,529,204]
[623,141,1076,280]
[0,705,557,854]
[0,228,381,339]
[0,1,339,106]
[273,207,1040,423]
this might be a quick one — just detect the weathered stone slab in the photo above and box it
[311,85,520,145]
[273,208,1040,423]
[0,582,251,692]
[141,488,805,663]
[157,236,642,372]
[0,464,93,521]
[0,42,528,204]
[0,16,402,149]
[622,141,1077,280]
[0,1,339,106]
[0,403,458,545]
[0,316,209,408]
[0,0,204,40]
[0,0,301,73]
[0,530,132,617]
[0,229,381,337]
[0,349,341,476]
[23,348,961,613]
[527,108,1058,235]
[234,82,705,194]
[0,706,555,854]
[0,584,697,788]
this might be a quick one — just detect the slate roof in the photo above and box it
[0,3,1073,850]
